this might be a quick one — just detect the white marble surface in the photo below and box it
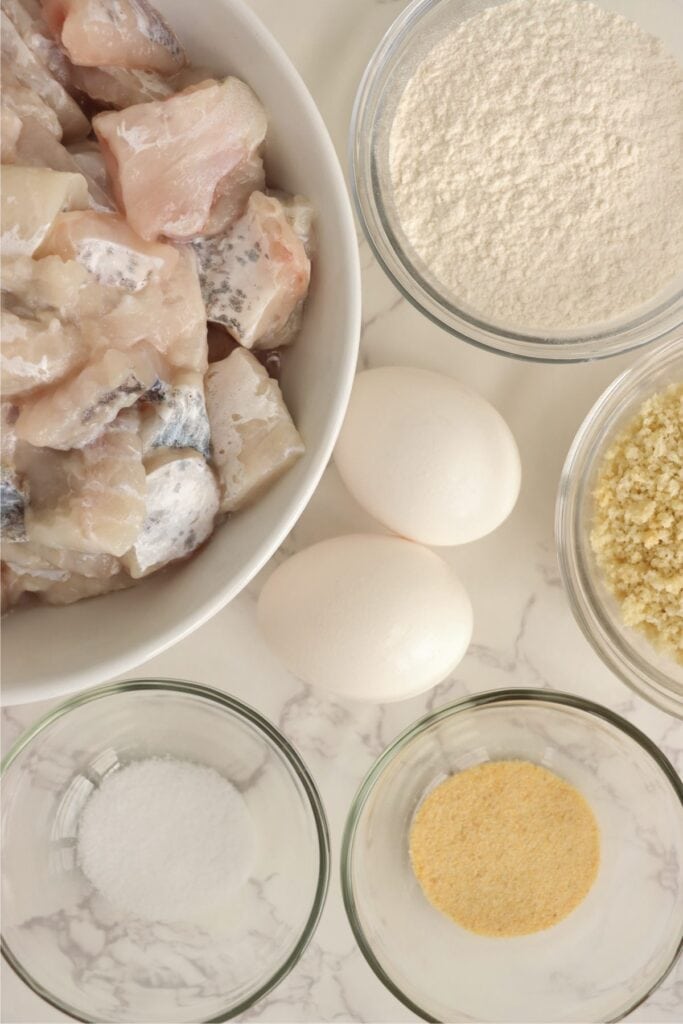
[2,0,682,1021]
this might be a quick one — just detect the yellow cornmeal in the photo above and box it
[590,383,683,664]
[409,760,600,938]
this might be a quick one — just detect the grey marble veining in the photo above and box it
[2,0,683,1021]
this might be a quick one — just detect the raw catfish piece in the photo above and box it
[98,246,207,373]
[9,122,114,210]
[0,78,62,138]
[0,10,88,140]
[15,342,165,449]
[140,370,211,458]
[193,192,311,350]
[93,77,267,241]
[1,0,74,89]
[0,166,88,256]
[39,569,134,604]
[0,309,87,396]
[1,253,117,325]
[42,0,185,74]
[1,538,119,578]
[205,348,304,513]
[37,210,179,291]
[25,410,146,555]
[121,448,219,578]
[68,63,174,108]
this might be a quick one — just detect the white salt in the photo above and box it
[76,757,255,922]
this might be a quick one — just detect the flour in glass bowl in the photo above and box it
[389,0,683,332]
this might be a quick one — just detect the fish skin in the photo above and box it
[122,447,219,578]
[193,191,310,350]
[25,410,146,555]
[140,370,211,458]
[93,77,267,241]
[37,210,179,292]
[42,0,185,74]
[0,469,27,540]
[205,348,304,513]
[15,343,165,449]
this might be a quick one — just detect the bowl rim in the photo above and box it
[2,0,362,706]
[348,0,683,364]
[1,677,331,1024]
[555,337,683,718]
[340,687,683,1024]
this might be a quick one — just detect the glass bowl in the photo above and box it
[556,338,683,717]
[350,0,683,362]
[341,689,683,1023]
[1,680,330,1023]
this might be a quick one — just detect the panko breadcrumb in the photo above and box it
[409,760,600,938]
[590,383,683,664]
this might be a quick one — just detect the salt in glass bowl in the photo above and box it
[350,0,683,362]
[341,689,683,1023]
[1,679,330,1023]
[556,337,683,718]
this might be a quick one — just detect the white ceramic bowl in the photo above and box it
[1,0,361,704]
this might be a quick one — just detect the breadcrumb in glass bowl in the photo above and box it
[556,338,683,717]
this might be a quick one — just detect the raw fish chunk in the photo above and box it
[40,570,134,604]
[15,343,164,449]
[140,370,210,458]
[0,166,88,256]
[13,124,113,209]
[93,78,267,241]
[1,538,119,578]
[1,254,114,329]
[0,310,86,396]
[68,64,173,108]
[26,411,146,554]
[193,192,310,349]
[1,79,62,138]
[37,210,179,291]
[98,247,207,372]
[43,0,185,74]
[0,11,88,140]
[122,448,219,577]
[269,190,316,258]
[1,0,74,90]
[205,348,304,513]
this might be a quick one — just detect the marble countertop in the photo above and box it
[2,0,682,1021]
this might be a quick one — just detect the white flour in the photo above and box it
[389,0,683,331]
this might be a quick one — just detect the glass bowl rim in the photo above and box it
[349,0,683,364]
[1,677,331,1024]
[555,337,683,718]
[340,686,683,1024]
